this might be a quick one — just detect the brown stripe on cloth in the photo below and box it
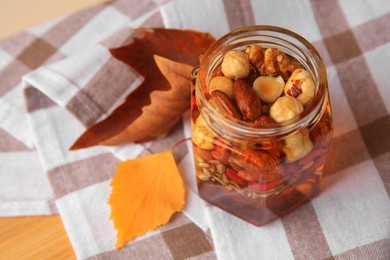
[281,202,334,259]
[331,46,388,126]
[111,0,157,20]
[359,115,390,158]
[312,0,387,126]
[0,128,32,152]
[311,0,388,127]
[312,40,333,68]
[324,129,371,177]
[100,28,137,49]
[373,152,390,196]
[0,60,30,96]
[65,57,140,127]
[24,85,56,113]
[310,0,350,38]
[333,239,390,260]
[0,31,37,56]
[89,213,210,260]
[323,30,362,64]
[42,51,67,66]
[48,153,119,198]
[16,38,57,69]
[353,12,390,53]
[89,233,173,259]
[42,4,106,48]
[162,223,213,259]
[222,0,255,30]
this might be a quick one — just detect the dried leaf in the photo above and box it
[109,150,186,249]
[101,55,193,145]
[71,28,215,149]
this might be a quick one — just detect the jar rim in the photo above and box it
[196,25,328,138]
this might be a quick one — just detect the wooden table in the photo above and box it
[0,215,75,259]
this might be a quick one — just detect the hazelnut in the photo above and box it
[269,96,303,123]
[283,128,313,162]
[252,75,285,103]
[221,50,250,79]
[284,68,315,105]
[209,76,234,99]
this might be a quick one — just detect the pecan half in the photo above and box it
[232,79,262,121]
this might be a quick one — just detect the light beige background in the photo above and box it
[0,0,108,39]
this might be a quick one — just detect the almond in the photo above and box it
[211,90,242,119]
[233,79,262,121]
[232,149,279,177]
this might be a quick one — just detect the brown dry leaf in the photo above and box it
[101,55,193,145]
[109,150,186,249]
[70,28,215,149]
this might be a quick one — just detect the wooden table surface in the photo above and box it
[0,215,75,260]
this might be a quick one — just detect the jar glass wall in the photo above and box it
[191,26,333,226]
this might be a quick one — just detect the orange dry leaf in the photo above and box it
[70,28,215,149]
[109,150,186,249]
[101,56,193,145]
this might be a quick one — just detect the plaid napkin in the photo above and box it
[1,0,390,259]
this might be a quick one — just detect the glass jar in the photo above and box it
[191,25,333,226]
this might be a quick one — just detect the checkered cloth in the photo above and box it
[0,0,389,259]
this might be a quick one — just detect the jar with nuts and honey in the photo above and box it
[191,26,333,226]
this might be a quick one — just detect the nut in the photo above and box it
[211,90,242,119]
[270,96,303,123]
[221,50,250,79]
[211,139,231,164]
[192,114,215,150]
[233,79,262,120]
[245,45,264,70]
[198,174,210,181]
[193,145,214,161]
[276,53,302,81]
[254,115,276,126]
[232,149,279,180]
[283,128,313,162]
[216,163,226,174]
[263,48,279,76]
[284,68,315,105]
[252,75,285,103]
[209,76,234,99]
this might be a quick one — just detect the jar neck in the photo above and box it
[196,25,328,142]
